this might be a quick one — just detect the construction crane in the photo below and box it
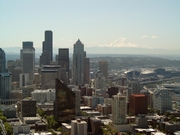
[0,120,7,135]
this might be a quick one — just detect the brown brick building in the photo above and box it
[129,94,148,115]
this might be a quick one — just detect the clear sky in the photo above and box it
[0,0,180,54]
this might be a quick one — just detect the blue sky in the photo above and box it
[0,0,180,54]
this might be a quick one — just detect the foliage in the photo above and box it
[37,108,45,117]
[80,110,88,116]
[101,125,119,135]
[46,115,58,129]
[165,111,171,117]
[57,127,62,132]
[4,122,13,135]
[148,108,156,114]
[0,109,13,135]
[0,115,7,122]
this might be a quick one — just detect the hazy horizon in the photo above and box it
[1,1,180,55]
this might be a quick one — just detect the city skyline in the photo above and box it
[1,1,180,55]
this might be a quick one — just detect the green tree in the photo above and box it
[46,115,58,129]
[0,115,7,122]
[37,108,45,117]
[4,122,13,135]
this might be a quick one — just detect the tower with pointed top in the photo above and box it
[73,39,90,85]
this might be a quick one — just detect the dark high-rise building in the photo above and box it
[40,30,53,66]
[54,78,75,123]
[84,57,90,84]
[0,49,11,99]
[22,41,34,49]
[0,48,6,73]
[58,48,69,83]
[21,98,36,117]
[21,42,35,84]
[99,60,108,82]
[108,86,119,98]
[0,73,11,99]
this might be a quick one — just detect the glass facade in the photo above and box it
[54,78,75,123]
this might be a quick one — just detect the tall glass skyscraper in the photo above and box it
[73,39,85,85]
[58,48,69,84]
[0,48,11,99]
[40,30,53,66]
[0,48,6,73]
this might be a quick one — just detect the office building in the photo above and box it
[12,124,30,135]
[21,98,36,117]
[73,39,89,85]
[59,68,68,85]
[94,70,106,89]
[54,78,75,123]
[84,57,90,84]
[58,48,69,84]
[44,30,53,61]
[129,94,148,115]
[112,93,127,124]
[116,77,128,86]
[21,42,35,84]
[40,65,61,89]
[72,88,81,115]
[73,39,85,85]
[40,30,53,65]
[13,67,22,82]
[71,120,87,135]
[0,73,11,99]
[19,73,29,88]
[129,80,141,94]
[99,60,108,82]
[108,86,119,98]
[0,48,6,73]
[7,60,15,79]
[153,86,172,113]
[31,89,55,103]
[0,49,11,99]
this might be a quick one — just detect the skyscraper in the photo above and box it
[0,73,11,99]
[73,39,85,85]
[58,48,69,83]
[112,93,127,124]
[0,48,11,99]
[99,60,108,82]
[21,42,35,84]
[40,30,53,66]
[0,48,6,73]
[84,56,90,84]
[54,78,75,123]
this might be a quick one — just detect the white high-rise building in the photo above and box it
[71,120,87,135]
[112,93,127,124]
[31,89,55,103]
[94,70,106,89]
[153,86,172,113]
